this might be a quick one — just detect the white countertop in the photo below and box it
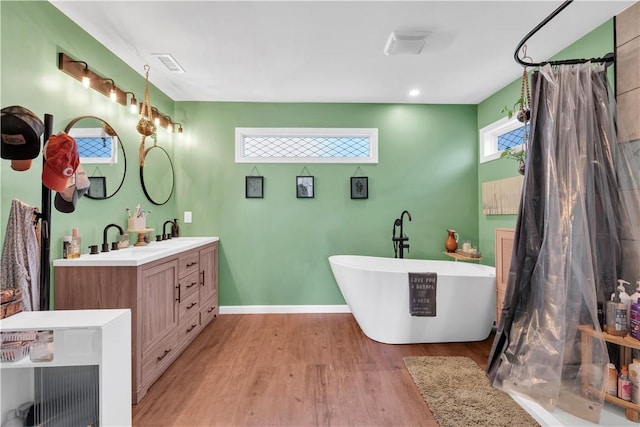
[0,309,130,330]
[53,236,219,267]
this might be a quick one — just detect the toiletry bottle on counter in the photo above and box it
[62,236,71,259]
[619,365,632,401]
[67,228,81,259]
[606,289,628,336]
[607,363,618,396]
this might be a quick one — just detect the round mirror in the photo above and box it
[140,145,174,205]
[64,116,126,200]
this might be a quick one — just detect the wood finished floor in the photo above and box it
[132,313,494,427]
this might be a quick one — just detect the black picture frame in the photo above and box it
[245,176,264,199]
[350,177,368,199]
[296,176,314,198]
[88,176,106,199]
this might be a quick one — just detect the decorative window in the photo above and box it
[235,128,378,163]
[479,117,529,163]
[68,127,118,164]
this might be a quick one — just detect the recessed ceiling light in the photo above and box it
[409,89,420,97]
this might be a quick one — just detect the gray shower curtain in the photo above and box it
[487,62,640,423]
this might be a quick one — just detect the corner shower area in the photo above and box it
[487,1,640,425]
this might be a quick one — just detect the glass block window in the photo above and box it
[479,117,528,163]
[235,128,378,163]
[68,127,118,164]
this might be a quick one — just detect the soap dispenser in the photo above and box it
[611,280,631,327]
[607,288,628,337]
[631,281,640,306]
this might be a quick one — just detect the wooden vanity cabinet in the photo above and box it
[54,241,218,404]
[199,243,219,328]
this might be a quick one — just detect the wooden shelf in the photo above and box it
[577,324,640,350]
[579,324,640,421]
[443,251,482,262]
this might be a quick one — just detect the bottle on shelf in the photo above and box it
[607,363,618,396]
[619,365,632,401]
[607,288,629,337]
[612,279,632,328]
[629,359,640,404]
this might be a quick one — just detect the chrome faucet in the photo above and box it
[392,210,412,258]
[163,219,176,240]
[102,223,125,252]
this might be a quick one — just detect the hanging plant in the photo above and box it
[137,64,156,166]
[500,147,526,175]
[499,68,531,175]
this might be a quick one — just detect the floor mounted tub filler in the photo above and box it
[328,255,496,344]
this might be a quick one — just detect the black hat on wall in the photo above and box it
[1,106,44,171]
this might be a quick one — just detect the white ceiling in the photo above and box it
[49,1,635,104]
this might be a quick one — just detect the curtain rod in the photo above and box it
[514,0,614,67]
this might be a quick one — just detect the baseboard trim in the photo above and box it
[219,305,351,314]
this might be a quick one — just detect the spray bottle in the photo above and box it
[607,287,628,336]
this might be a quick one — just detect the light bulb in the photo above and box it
[82,69,91,88]
[110,87,117,102]
[130,96,138,114]
[154,117,160,126]
[167,122,173,133]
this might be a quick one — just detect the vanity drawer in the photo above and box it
[141,328,179,387]
[178,251,199,277]
[200,295,218,328]
[178,290,199,321]
[179,270,200,300]
[179,311,200,346]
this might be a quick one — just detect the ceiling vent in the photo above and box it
[153,53,185,73]
[383,31,429,56]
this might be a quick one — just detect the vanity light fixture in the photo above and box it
[151,107,160,126]
[103,78,118,102]
[58,53,173,124]
[166,119,173,133]
[174,122,184,138]
[58,53,127,107]
[71,61,91,88]
[125,92,138,114]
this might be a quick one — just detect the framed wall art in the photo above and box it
[296,176,314,198]
[245,176,264,199]
[88,176,106,199]
[350,177,368,199]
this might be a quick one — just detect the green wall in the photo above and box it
[175,102,478,305]
[1,1,479,307]
[1,1,615,308]
[477,20,615,266]
[0,1,178,304]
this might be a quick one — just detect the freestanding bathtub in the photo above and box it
[328,255,496,344]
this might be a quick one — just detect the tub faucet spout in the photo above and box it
[392,210,412,258]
